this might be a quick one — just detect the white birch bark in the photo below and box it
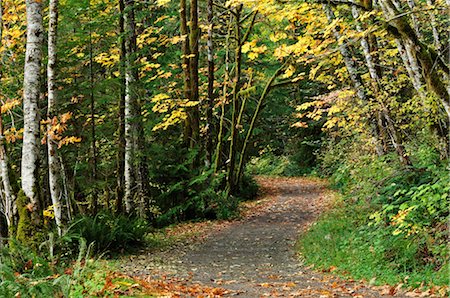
[406,0,422,39]
[379,0,425,94]
[0,0,15,229]
[47,0,64,235]
[323,4,367,101]
[124,0,136,213]
[22,0,43,205]
[403,39,425,92]
[323,4,385,156]
[352,4,412,164]
[351,6,379,81]
[0,124,14,228]
[426,0,441,52]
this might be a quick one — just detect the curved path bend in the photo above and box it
[120,177,405,297]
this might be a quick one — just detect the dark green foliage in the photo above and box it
[154,171,251,226]
[0,241,57,297]
[67,212,148,254]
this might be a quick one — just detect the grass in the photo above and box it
[297,198,449,293]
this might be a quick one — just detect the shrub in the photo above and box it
[67,212,148,254]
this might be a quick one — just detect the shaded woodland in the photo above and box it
[0,0,448,295]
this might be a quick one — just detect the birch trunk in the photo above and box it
[405,0,422,39]
[323,4,367,101]
[0,0,15,230]
[426,0,441,52]
[47,0,64,235]
[22,0,43,208]
[351,5,378,81]
[124,0,137,213]
[0,112,14,228]
[395,39,424,92]
[380,0,450,118]
[323,3,384,156]
[352,4,411,164]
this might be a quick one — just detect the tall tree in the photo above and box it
[123,0,137,213]
[188,0,200,151]
[205,0,214,168]
[0,0,15,231]
[47,0,65,235]
[22,0,44,210]
[116,0,126,213]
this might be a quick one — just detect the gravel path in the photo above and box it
[120,177,406,297]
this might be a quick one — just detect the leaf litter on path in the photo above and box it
[118,177,439,297]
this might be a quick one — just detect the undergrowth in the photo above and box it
[298,133,449,294]
[246,152,315,176]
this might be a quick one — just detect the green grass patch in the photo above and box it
[298,199,449,290]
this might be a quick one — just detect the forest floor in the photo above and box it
[118,177,411,297]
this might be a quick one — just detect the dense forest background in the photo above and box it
[0,0,448,295]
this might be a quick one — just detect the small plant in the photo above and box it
[66,212,149,254]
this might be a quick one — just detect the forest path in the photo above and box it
[119,177,397,297]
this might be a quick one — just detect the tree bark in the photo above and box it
[235,65,285,184]
[426,0,441,52]
[22,0,44,210]
[180,0,192,144]
[188,0,200,150]
[124,0,137,213]
[352,3,411,165]
[380,0,450,118]
[226,5,243,193]
[88,0,97,213]
[214,15,232,173]
[405,0,422,39]
[205,0,214,168]
[47,0,65,235]
[0,0,15,231]
[116,0,126,214]
[323,3,385,156]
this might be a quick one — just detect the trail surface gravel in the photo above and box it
[120,177,409,297]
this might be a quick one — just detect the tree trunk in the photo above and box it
[124,0,137,213]
[22,0,44,211]
[47,0,65,235]
[116,0,126,214]
[405,0,422,39]
[226,5,243,193]
[188,0,200,150]
[214,15,232,173]
[426,0,441,52]
[236,65,285,184]
[0,112,14,230]
[380,0,450,118]
[205,0,214,168]
[180,0,192,144]
[352,3,411,165]
[0,0,15,231]
[323,3,385,156]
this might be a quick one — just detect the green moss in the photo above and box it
[15,190,44,250]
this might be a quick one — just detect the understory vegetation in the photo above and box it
[0,0,449,294]
[297,132,449,292]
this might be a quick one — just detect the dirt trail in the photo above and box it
[120,177,403,297]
